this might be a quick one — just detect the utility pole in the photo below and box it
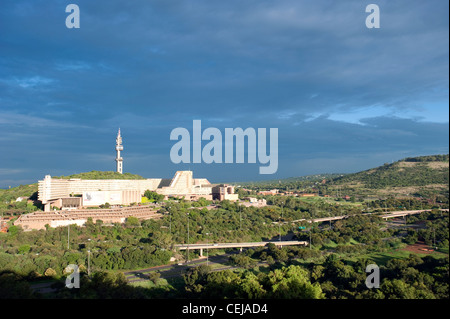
[67,225,70,250]
[239,205,242,231]
[280,201,285,242]
[168,206,171,233]
[186,212,190,264]
[279,216,281,242]
[309,227,312,250]
[206,232,210,266]
[87,250,91,277]
[87,238,91,277]
[433,227,436,249]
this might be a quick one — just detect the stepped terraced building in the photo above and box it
[14,129,238,230]
[14,205,162,230]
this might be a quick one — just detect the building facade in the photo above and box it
[38,170,238,211]
[35,130,238,211]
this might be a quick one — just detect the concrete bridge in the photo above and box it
[173,209,448,256]
[379,209,449,220]
[278,208,449,225]
[175,240,308,257]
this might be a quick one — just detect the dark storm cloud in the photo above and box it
[0,0,448,187]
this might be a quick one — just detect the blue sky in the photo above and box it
[0,0,448,188]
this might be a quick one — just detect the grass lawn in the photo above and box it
[297,197,364,207]
[322,240,338,249]
[342,248,448,266]
[129,278,170,289]
[128,276,184,297]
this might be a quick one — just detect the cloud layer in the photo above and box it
[0,0,448,187]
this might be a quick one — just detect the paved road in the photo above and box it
[30,281,58,294]
[124,253,237,283]
[277,209,449,225]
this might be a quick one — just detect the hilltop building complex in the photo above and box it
[38,170,237,211]
[37,129,238,212]
[16,130,238,230]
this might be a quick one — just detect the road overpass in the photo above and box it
[173,209,448,257]
[379,209,449,220]
[175,240,308,256]
[277,209,449,225]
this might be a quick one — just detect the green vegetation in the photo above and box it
[0,184,38,202]
[235,154,449,200]
[180,250,448,299]
[0,154,448,299]
[236,173,344,191]
[143,190,165,203]
[0,197,447,299]
[55,170,145,180]
[0,184,40,217]
[402,154,449,162]
[183,264,324,298]
[330,159,449,189]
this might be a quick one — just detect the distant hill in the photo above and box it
[0,184,38,203]
[234,154,449,198]
[328,155,449,189]
[237,173,343,185]
[235,173,344,190]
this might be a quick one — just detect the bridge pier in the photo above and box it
[199,248,203,257]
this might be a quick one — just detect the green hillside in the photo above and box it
[323,154,449,199]
[55,170,145,180]
[329,155,449,189]
[234,154,449,199]
[236,173,344,190]
[0,184,38,203]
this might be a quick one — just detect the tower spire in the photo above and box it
[115,128,123,174]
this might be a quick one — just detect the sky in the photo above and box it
[0,0,448,188]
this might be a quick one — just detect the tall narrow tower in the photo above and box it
[115,128,123,174]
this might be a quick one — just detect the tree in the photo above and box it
[229,254,256,269]
[239,272,266,298]
[7,225,19,236]
[149,272,161,284]
[149,231,174,250]
[183,264,212,294]
[125,216,140,228]
[18,245,31,255]
[311,265,325,281]
[44,268,57,277]
[204,269,240,298]
[0,272,35,298]
[144,190,164,203]
[381,279,419,299]
[99,202,110,209]
[266,265,324,299]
